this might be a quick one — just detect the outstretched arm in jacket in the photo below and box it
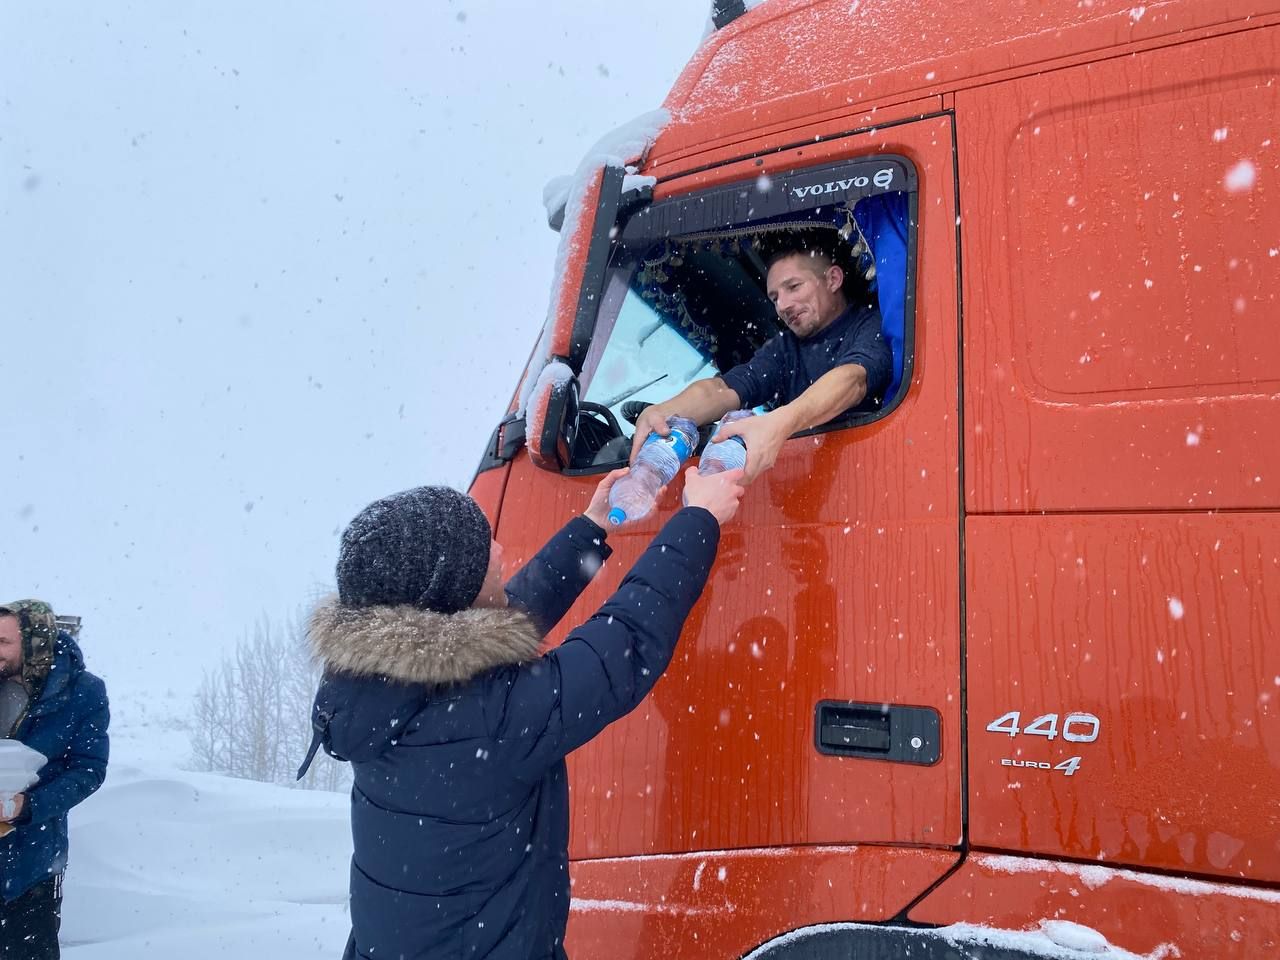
[503,469,628,636]
[492,468,745,779]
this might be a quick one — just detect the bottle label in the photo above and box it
[644,430,691,462]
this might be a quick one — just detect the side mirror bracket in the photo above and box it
[474,413,527,477]
[525,367,581,472]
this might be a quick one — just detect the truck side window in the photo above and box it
[571,161,916,472]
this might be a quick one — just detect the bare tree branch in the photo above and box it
[188,613,350,791]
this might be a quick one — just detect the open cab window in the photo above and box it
[568,156,918,472]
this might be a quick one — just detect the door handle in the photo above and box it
[821,710,891,752]
[815,700,941,765]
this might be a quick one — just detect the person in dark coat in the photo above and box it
[0,600,110,960]
[298,466,744,960]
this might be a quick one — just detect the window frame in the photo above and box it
[564,153,920,476]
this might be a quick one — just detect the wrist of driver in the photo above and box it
[772,404,806,434]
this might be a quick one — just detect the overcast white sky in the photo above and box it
[0,2,710,700]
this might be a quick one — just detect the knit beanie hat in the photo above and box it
[336,487,493,614]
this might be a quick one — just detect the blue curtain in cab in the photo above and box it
[854,192,909,402]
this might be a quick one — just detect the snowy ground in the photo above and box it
[60,694,353,958]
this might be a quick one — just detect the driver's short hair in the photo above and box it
[757,229,871,306]
[759,230,839,275]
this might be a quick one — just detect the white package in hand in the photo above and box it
[0,739,46,794]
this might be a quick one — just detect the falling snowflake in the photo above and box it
[1224,159,1257,193]
[1167,597,1185,620]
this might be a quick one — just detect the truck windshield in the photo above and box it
[580,279,715,423]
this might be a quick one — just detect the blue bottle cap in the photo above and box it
[607,507,626,526]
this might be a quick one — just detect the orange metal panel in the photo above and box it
[567,846,958,960]
[649,96,942,196]
[654,0,1280,171]
[960,28,1280,513]
[466,460,509,530]
[909,853,1280,958]
[512,166,609,406]
[495,116,962,860]
[966,514,1280,882]
[548,167,605,361]
[646,97,943,185]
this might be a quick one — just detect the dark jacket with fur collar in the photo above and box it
[306,509,720,960]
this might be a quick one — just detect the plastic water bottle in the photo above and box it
[607,416,698,526]
[696,409,755,476]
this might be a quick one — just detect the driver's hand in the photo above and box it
[629,405,672,464]
[712,409,793,482]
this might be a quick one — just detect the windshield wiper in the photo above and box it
[600,373,668,409]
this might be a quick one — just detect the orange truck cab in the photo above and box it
[470,1,1280,955]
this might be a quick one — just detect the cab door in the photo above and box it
[497,114,964,876]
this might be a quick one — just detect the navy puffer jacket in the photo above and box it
[305,508,719,960]
[1,633,110,902]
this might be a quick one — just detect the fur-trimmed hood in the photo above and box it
[308,596,542,686]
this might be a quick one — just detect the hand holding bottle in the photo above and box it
[711,408,790,482]
[583,468,631,528]
[696,409,756,477]
[628,403,676,464]
[607,417,698,526]
[681,466,746,526]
